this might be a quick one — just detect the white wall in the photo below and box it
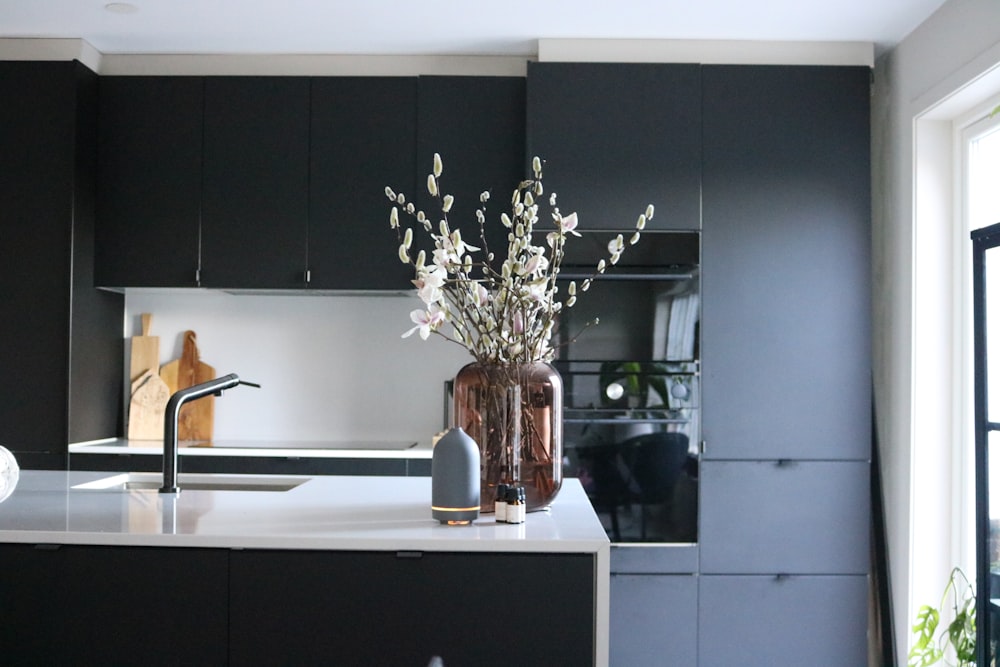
[124,290,470,445]
[872,0,1000,660]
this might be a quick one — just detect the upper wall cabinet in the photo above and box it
[700,65,872,460]
[309,77,416,290]
[416,76,526,257]
[200,77,311,289]
[526,62,701,231]
[96,76,203,288]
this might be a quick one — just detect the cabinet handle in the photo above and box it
[304,269,311,284]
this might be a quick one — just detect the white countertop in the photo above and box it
[0,470,608,553]
[69,438,433,459]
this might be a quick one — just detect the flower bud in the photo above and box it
[398,244,410,264]
[566,295,577,308]
[433,153,443,178]
[630,231,641,245]
[568,281,577,296]
[532,156,542,175]
[524,191,534,207]
[385,186,396,200]
[439,219,449,236]
[645,204,655,219]
[403,227,413,249]
[442,194,454,213]
[581,279,592,292]
[636,214,646,230]
[597,260,606,274]
[501,213,512,228]
[480,190,490,203]
[389,207,399,229]
[415,250,426,270]
[396,193,405,204]
[427,174,438,196]
[406,203,415,214]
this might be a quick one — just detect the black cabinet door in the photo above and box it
[309,77,417,290]
[230,549,596,666]
[610,574,697,666]
[201,77,310,288]
[416,75,526,259]
[526,62,701,231]
[698,460,870,574]
[698,574,869,666]
[0,544,229,664]
[700,65,871,460]
[96,76,203,288]
[0,61,122,467]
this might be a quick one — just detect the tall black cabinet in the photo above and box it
[528,62,872,665]
[0,61,123,468]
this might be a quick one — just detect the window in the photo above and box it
[966,106,1000,667]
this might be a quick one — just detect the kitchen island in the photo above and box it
[0,471,609,666]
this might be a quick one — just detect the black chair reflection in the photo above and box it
[579,432,692,541]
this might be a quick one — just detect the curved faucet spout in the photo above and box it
[160,373,260,493]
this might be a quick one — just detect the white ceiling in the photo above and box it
[1,0,949,57]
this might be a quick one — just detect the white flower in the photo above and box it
[433,153,443,178]
[413,265,446,304]
[402,305,445,340]
[427,174,438,196]
[523,280,548,303]
[558,211,582,237]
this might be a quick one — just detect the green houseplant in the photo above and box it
[908,567,976,667]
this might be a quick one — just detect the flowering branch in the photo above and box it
[386,154,653,365]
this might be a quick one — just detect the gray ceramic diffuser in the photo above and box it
[432,427,480,524]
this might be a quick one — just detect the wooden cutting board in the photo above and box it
[128,313,159,383]
[127,369,170,440]
[160,330,216,442]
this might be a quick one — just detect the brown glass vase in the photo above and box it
[452,361,563,513]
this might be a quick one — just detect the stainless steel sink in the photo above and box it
[73,472,308,492]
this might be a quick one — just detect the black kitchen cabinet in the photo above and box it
[700,65,871,461]
[610,574,697,666]
[697,65,871,665]
[698,460,870,574]
[229,549,596,666]
[96,76,203,288]
[526,62,701,231]
[0,61,122,468]
[0,543,229,664]
[416,75,526,257]
[698,574,869,666]
[201,77,311,288]
[309,77,417,290]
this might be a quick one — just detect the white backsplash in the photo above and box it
[124,290,471,446]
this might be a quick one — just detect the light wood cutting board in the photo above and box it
[160,330,216,442]
[128,313,159,383]
[127,369,170,440]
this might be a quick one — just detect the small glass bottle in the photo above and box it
[494,483,509,523]
[506,486,525,524]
